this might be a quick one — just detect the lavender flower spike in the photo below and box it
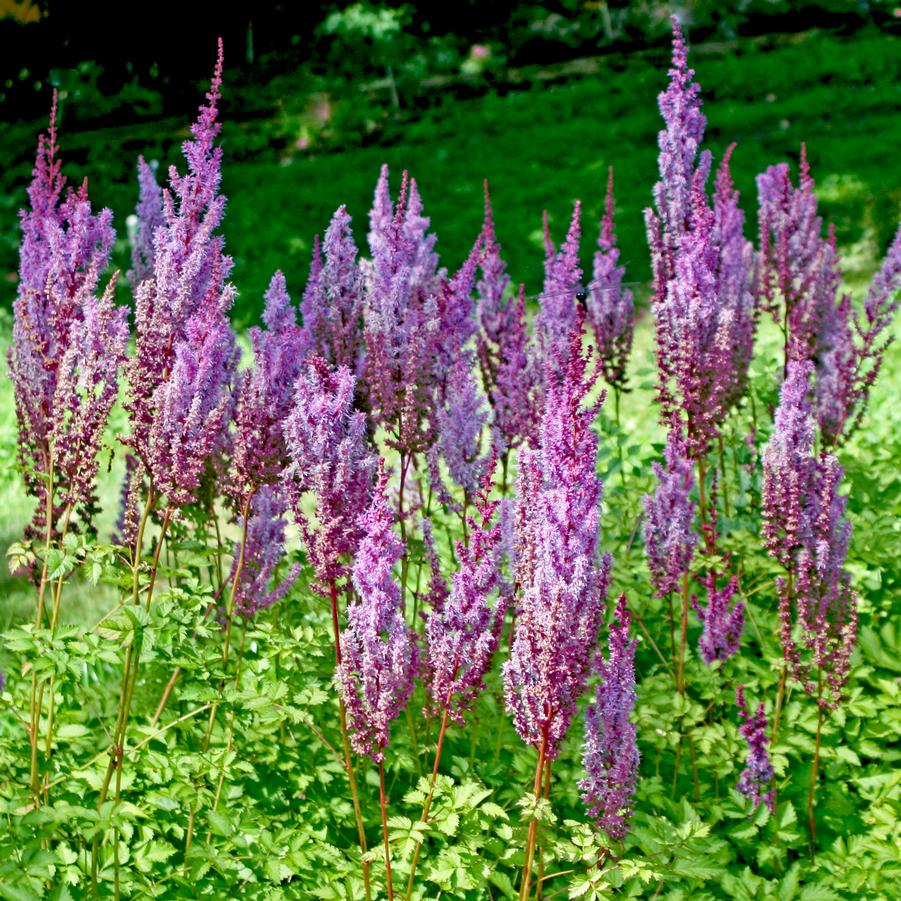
[338,464,418,762]
[692,570,743,665]
[503,321,612,759]
[232,486,301,619]
[587,168,634,391]
[301,205,365,373]
[580,594,639,841]
[282,357,375,594]
[10,94,116,539]
[425,464,510,724]
[643,435,697,598]
[536,202,583,361]
[128,156,164,287]
[735,685,775,813]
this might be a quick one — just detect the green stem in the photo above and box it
[808,674,824,858]
[379,761,395,901]
[519,732,548,901]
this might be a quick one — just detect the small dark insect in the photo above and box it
[575,289,588,308]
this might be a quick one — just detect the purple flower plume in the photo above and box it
[763,361,858,708]
[301,205,365,373]
[580,594,639,841]
[232,486,301,619]
[125,42,237,494]
[503,321,612,758]
[645,19,755,456]
[425,464,510,724]
[338,464,418,762]
[282,357,376,593]
[50,279,129,515]
[536,202,584,363]
[587,168,634,391]
[9,93,117,539]
[230,271,307,502]
[128,156,164,287]
[758,151,901,446]
[643,435,697,598]
[432,358,490,498]
[735,685,774,813]
[692,570,743,665]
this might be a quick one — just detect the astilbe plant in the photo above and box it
[128,156,164,287]
[536,201,584,364]
[579,593,639,841]
[692,569,744,665]
[301,204,365,373]
[124,41,237,531]
[9,93,116,542]
[230,271,307,505]
[503,320,612,898]
[645,19,755,460]
[758,152,901,447]
[587,168,634,397]
[231,486,301,619]
[476,183,538,459]
[735,685,775,814]
[338,464,418,898]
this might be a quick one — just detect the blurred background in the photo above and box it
[1,0,899,323]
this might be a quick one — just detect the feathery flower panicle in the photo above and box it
[645,19,755,455]
[232,486,301,618]
[432,358,490,498]
[536,203,584,362]
[338,465,418,762]
[692,570,743,665]
[815,225,901,446]
[128,156,164,287]
[503,321,612,758]
[643,435,697,598]
[282,357,376,593]
[362,166,442,452]
[735,685,775,813]
[50,278,129,516]
[762,361,817,569]
[425,465,510,724]
[587,169,634,391]
[10,94,116,539]
[420,517,450,615]
[126,42,236,472]
[230,271,307,501]
[301,205,365,373]
[146,292,238,507]
[580,594,639,840]
[763,361,858,708]
[475,185,539,451]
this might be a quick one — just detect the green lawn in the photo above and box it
[1,26,899,323]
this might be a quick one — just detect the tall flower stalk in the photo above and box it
[503,320,612,900]
[338,464,418,900]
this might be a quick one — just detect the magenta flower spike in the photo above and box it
[432,357,490,498]
[587,168,634,391]
[503,321,612,758]
[126,41,237,478]
[128,156,164,287]
[425,465,510,724]
[9,94,117,539]
[301,205,365,373]
[231,271,308,503]
[282,356,376,594]
[50,279,129,516]
[536,202,584,363]
[231,486,301,619]
[692,570,744,665]
[735,685,775,813]
[580,594,639,840]
[645,18,756,455]
[642,435,697,598]
[763,361,858,708]
[338,464,418,762]
[476,184,539,452]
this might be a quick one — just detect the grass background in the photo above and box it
[0,26,899,324]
